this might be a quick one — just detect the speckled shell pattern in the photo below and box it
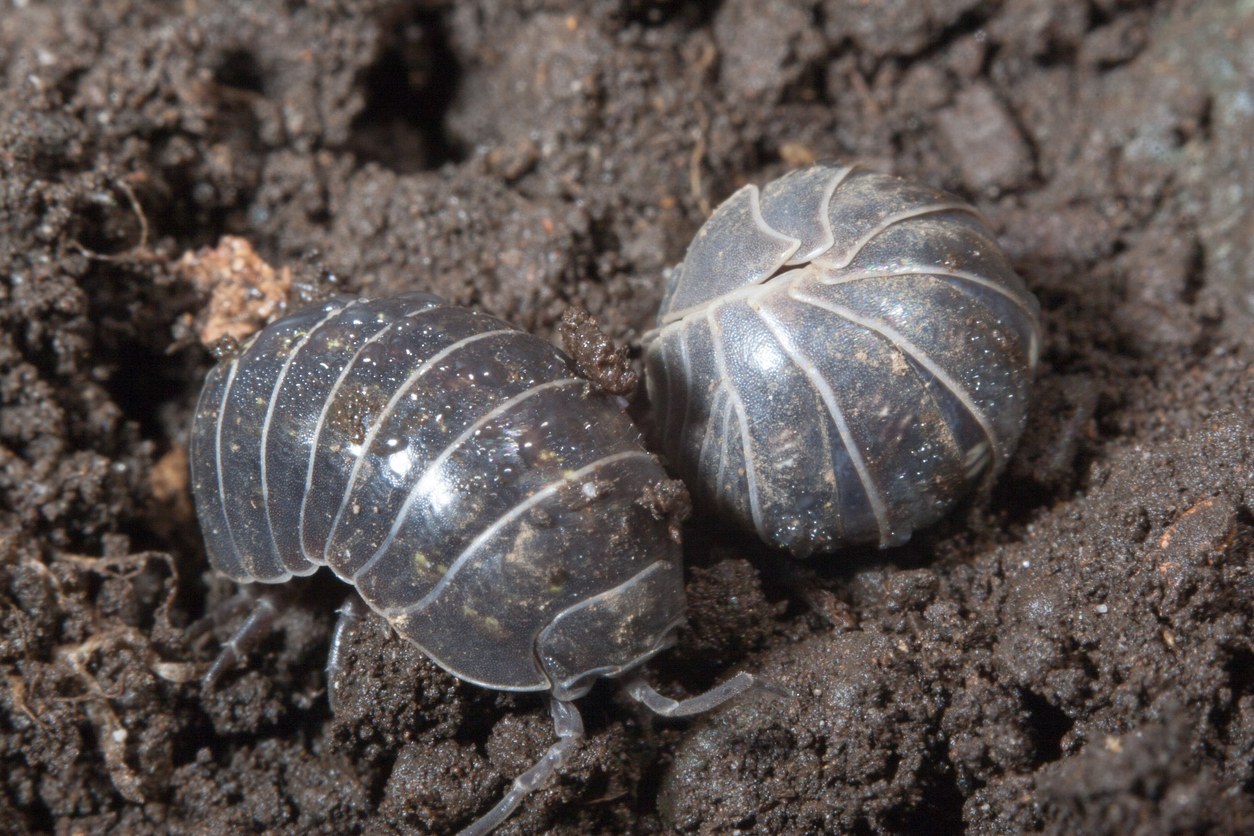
[190,293,684,693]
[644,163,1042,557]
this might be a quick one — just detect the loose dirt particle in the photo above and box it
[176,236,293,346]
[558,307,638,397]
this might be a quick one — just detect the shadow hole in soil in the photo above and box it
[620,0,723,28]
[17,787,54,833]
[1211,644,1254,744]
[990,475,1058,530]
[69,191,148,257]
[1223,646,1254,699]
[169,710,221,771]
[214,48,265,94]
[677,513,803,599]
[346,11,464,174]
[1180,233,1207,306]
[890,758,965,835]
[99,336,190,444]
[1020,688,1073,764]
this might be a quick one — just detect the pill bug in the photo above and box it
[189,292,760,836]
[643,162,1042,557]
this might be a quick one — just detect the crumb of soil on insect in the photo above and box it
[559,307,639,397]
[639,478,692,544]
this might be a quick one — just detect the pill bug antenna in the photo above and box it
[624,670,788,718]
[326,593,372,714]
[456,698,585,836]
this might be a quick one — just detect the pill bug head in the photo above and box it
[644,162,1042,557]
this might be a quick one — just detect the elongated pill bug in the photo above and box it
[643,162,1042,557]
[189,291,765,836]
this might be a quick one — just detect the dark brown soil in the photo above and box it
[2,1,1253,834]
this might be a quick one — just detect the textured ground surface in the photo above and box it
[1,1,1253,834]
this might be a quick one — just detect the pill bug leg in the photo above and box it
[624,671,786,717]
[326,593,372,714]
[185,587,254,642]
[457,698,585,836]
[195,583,298,689]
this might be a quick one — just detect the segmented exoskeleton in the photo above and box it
[644,163,1041,556]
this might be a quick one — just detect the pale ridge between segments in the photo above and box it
[388,450,656,617]
[696,380,726,491]
[789,287,1002,465]
[817,203,983,270]
[715,392,734,510]
[298,312,417,560]
[748,184,803,252]
[212,357,259,579]
[261,301,360,574]
[706,306,766,541]
[732,393,764,541]
[348,376,584,585]
[752,303,892,546]
[783,164,848,264]
[651,337,673,454]
[657,331,678,454]
[646,204,995,340]
[676,326,696,460]
[325,328,517,562]
[657,185,802,326]
[815,266,1038,322]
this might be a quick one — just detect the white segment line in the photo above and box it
[388,450,655,617]
[298,310,416,555]
[696,381,725,493]
[651,201,995,334]
[326,328,517,560]
[349,376,583,584]
[656,330,678,454]
[706,307,765,540]
[731,394,763,539]
[752,304,892,547]
[785,164,850,263]
[813,165,849,255]
[659,184,802,326]
[799,332,842,541]
[791,287,1002,464]
[656,265,1036,348]
[650,336,671,453]
[814,266,1039,322]
[822,266,1042,371]
[261,301,358,570]
[822,202,983,269]
[746,183,803,255]
[714,390,733,511]
[676,325,696,461]
[212,357,251,577]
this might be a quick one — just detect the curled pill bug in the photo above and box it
[189,292,769,836]
[643,162,1042,557]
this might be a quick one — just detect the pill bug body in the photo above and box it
[191,291,687,695]
[644,163,1042,557]
[190,292,760,836]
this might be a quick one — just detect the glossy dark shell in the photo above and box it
[190,293,684,696]
[644,163,1042,557]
